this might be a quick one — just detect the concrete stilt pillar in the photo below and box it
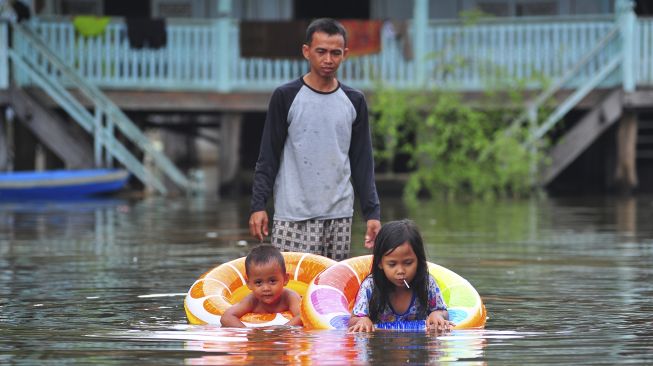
[0,107,9,171]
[615,111,638,193]
[219,113,242,186]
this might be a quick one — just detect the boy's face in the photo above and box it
[246,260,289,305]
[302,31,348,79]
[379,241,418,288]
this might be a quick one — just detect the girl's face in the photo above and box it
[379,241,418,288]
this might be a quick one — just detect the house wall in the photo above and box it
[34,0,615,19]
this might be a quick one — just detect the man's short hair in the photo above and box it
[305,18,348,47]
[245,245,286,276]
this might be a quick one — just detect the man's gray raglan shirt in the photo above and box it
[251,77,380,222]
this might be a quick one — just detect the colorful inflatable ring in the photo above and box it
[185,252,336,327]
[301,255,487,330]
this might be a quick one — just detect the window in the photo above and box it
[476,2,510,17]
[156,3,193,17]
[516,1,557,16]
[59,0,102,15]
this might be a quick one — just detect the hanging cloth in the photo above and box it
[339,20,382,56]
[240,21,308,59]
[73,16,111,37]
[126,18,167,49]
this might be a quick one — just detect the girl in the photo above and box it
[348,219,455,332]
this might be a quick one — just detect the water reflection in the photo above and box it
[112,326,491,365]
[1,195,652,364]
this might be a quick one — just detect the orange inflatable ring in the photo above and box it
[185,252,336,327]
[301,255,487,330]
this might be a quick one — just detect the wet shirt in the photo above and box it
[250,77,380,222]
[352,274,447,323]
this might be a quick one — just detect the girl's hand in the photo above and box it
[426,311,455,332]
[348,316,374,332]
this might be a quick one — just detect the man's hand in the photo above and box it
[249,211,269,242]
[364,219,381,249]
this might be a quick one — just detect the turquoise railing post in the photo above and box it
[413,0,428,87]
[216,0,232,92]
[618,0,636,92]
[105,115,114,168]
[94,108,103,167]
[528,106,538,185]
[0,21,7,90]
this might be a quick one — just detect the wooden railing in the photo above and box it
[0,22,7,89]
[10,22,196,195]
[636,17,653,85]
[12,14,640,92]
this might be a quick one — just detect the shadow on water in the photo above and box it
[1,195,652,364]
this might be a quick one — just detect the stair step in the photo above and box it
[636,150,653,159]
[638,120,653,130]
[637,135,653,144]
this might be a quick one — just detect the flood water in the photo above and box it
[1,195,651,364]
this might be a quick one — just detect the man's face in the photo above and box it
[302,31,348,79]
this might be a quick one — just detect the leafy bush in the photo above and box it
[370,85,548,203]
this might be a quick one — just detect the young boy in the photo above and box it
[220,245,302,327]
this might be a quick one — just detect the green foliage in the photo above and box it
[369,85,427,173]
[369,11,555,203]
[370,84,547,203]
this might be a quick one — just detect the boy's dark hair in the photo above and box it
[245,245,286,276]
[368,219,429,323]
[305,18,348,47]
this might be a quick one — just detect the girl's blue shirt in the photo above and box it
[352,274,447,323]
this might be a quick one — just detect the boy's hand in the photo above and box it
[426,311,455,332]
[348,316,374,332]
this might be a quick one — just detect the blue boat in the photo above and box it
[0,169,130,199]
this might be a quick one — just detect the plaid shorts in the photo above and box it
[271,217,352,261]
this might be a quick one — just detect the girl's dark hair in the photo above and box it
[245,245,286,276]
[305,18,348,47]
[368,219,429,322]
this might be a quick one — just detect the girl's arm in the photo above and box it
[284,290,303,327]
[348,316,374,332]
[348,276,375,332]
[425,274,455,332]
[426,310,454,332]
[220,295,255,328]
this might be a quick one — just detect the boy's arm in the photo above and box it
[284,290,303,327]
[220,295,255,328]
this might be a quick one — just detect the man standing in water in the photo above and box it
[249,18,381,260]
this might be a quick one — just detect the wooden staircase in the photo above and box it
[540,89,623,186]
[9,85,94,169]
[7,22,198,195]
[637,119,653,161]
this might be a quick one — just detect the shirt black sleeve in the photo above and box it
[348,91,381,221]
[250,87,290,213]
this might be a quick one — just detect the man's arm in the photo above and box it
[347,90,381,246]
[249,87,290,240]
[364,219,381,249]
[249,211,269,242]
